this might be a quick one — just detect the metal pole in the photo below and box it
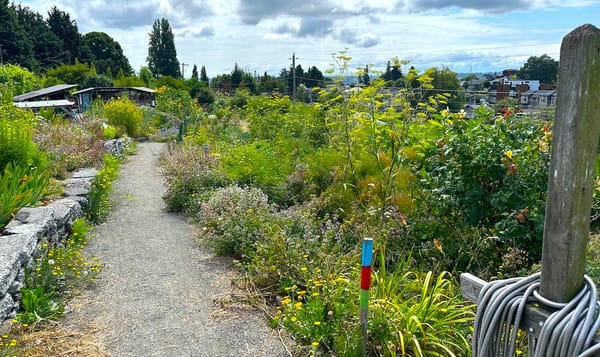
[360,237,373,356]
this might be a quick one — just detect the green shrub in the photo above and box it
[104,97,143,137]
[220,140,295,205]
[0,104,38,169]
[417,114,551,267]
[0,163,50,230]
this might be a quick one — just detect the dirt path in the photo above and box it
[67,142,289,356]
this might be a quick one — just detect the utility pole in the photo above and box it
[181,62,189,78]
[290,53,297,103]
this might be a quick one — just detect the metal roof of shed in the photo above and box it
[13,100,75,108]
[71,86,155,95]
[12,84,78,102]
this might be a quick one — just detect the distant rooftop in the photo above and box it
[12,84,78,102]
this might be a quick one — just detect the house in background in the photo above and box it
[72,87,155,113]
[12,84,78,113]
[520,90,557,108]
[488,78,540,104]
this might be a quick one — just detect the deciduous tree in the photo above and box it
[519,54,558,85]
[82,31,132,77]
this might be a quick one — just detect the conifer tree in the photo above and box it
[200,65,208,83]
[147,18,181,78]
[191,64,198,81]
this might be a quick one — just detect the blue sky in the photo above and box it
[18,0,600,77]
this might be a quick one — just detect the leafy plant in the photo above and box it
[84,154,120,223]
[0,163,50,230]
[16,287,63,324]
[0,104,39,170]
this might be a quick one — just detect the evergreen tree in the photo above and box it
[361,65,370,86]
[231,63,243,88]
[305,66,324,88]
[0,0,36,70]
[14,4,61,72]
[47,6,81,64]
[191,64,198,81]
[200,65,208,83]
[382,61,392,81]
[147,18,181,78]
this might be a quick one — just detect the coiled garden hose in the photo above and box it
[472,272,600,356]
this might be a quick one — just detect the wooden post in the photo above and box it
[540,24,600,302]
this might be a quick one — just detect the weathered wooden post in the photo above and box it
[540,24,600,302]
[461,24,600,350]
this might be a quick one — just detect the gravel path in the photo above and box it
[68,142,289,357]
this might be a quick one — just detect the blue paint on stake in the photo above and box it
[361,237,374,267]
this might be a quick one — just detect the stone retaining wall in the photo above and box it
[0,138,130,322]
[0,168,98,322]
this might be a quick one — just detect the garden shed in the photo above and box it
[12,84,78,113]
[72,87,155,113]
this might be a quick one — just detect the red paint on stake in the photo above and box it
[360,265,372,290]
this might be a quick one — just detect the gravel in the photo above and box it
[66,142,290,357]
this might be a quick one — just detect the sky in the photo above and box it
[16,0,600,78]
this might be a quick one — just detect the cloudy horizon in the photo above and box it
[17,0,600,77]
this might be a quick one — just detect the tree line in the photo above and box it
[0,0,559,110]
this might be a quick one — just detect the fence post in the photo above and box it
[540,24,600,302]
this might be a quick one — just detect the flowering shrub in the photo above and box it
[104,97,143,138]
[197,186,271,257]
[34,119,105,179]
[160,142,229,213]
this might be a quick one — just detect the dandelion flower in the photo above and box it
[312,342,320,347]
[314,321,321,326]
[290,316,297,322]
[300,267,308,272]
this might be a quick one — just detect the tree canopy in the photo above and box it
[147,18,181,78]
[82,32,133,77]
[519,54,558,84]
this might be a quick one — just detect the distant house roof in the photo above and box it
[71,86,155,95]
[12,84,78,102]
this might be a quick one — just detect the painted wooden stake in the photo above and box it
[360,237,373,356]
[540,24,600,302]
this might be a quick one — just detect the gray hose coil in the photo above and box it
[472,272,600,356]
